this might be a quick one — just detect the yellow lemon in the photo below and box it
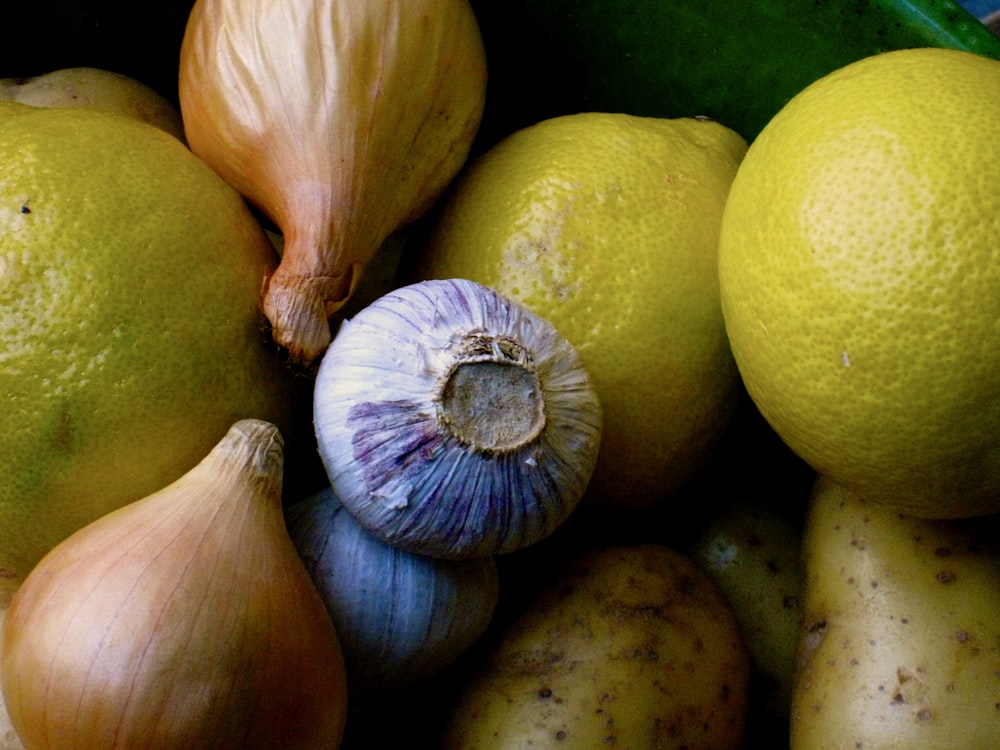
[402,112,748,512]
[0,102,295,583]
[0,67,186,142]
[718,48,1000,519]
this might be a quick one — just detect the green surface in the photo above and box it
[469,0,1000,144]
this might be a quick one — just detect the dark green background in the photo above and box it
[4,0,999,144]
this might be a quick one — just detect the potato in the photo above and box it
[791,476,1000,750]
[442,544,750,749]
[689,497,804,725]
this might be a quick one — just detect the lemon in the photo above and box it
[403,112,748,512]
[0,102,295,582]
[0,67,186,142]
[718,48,1000,519]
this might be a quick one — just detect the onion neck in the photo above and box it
[262,245,361,366]
[211,419,285,500]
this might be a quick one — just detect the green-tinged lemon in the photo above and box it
[0,102,294,583]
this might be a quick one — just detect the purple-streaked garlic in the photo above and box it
[313,278,602,559]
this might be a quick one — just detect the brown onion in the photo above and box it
[178,0,488,365]
[0,420,347,750]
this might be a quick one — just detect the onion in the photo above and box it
[0,420,348,750]
[178,0,488,365]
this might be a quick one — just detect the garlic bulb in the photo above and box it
[1,420,348,750]
[313,278,602,559]
[286,486,499,696]
[178,0,488,365]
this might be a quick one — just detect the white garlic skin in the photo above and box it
[313,278,602,559]
[285,486,499,696]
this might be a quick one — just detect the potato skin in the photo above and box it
[442,544,749,749]
[791,476,1000,750]
[690,497,804,722]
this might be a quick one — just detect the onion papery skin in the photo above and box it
[286,487,499,696]
[0,420,348,750]
[178,0,488,365]
[313,278,602,559]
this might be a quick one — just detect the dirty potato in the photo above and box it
[791,476,1000,750]
[442,544,750,749]
[690,497,804,724]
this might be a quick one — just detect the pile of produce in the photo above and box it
[1,1,999,748]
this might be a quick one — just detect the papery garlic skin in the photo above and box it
[313,278,602,559]
[287,487,499,696]
[0,420,348,750]
[179,0,488,365]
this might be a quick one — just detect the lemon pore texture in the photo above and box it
[718,48,1000,518]
[405,112,748,512]
[0,103,293,580]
